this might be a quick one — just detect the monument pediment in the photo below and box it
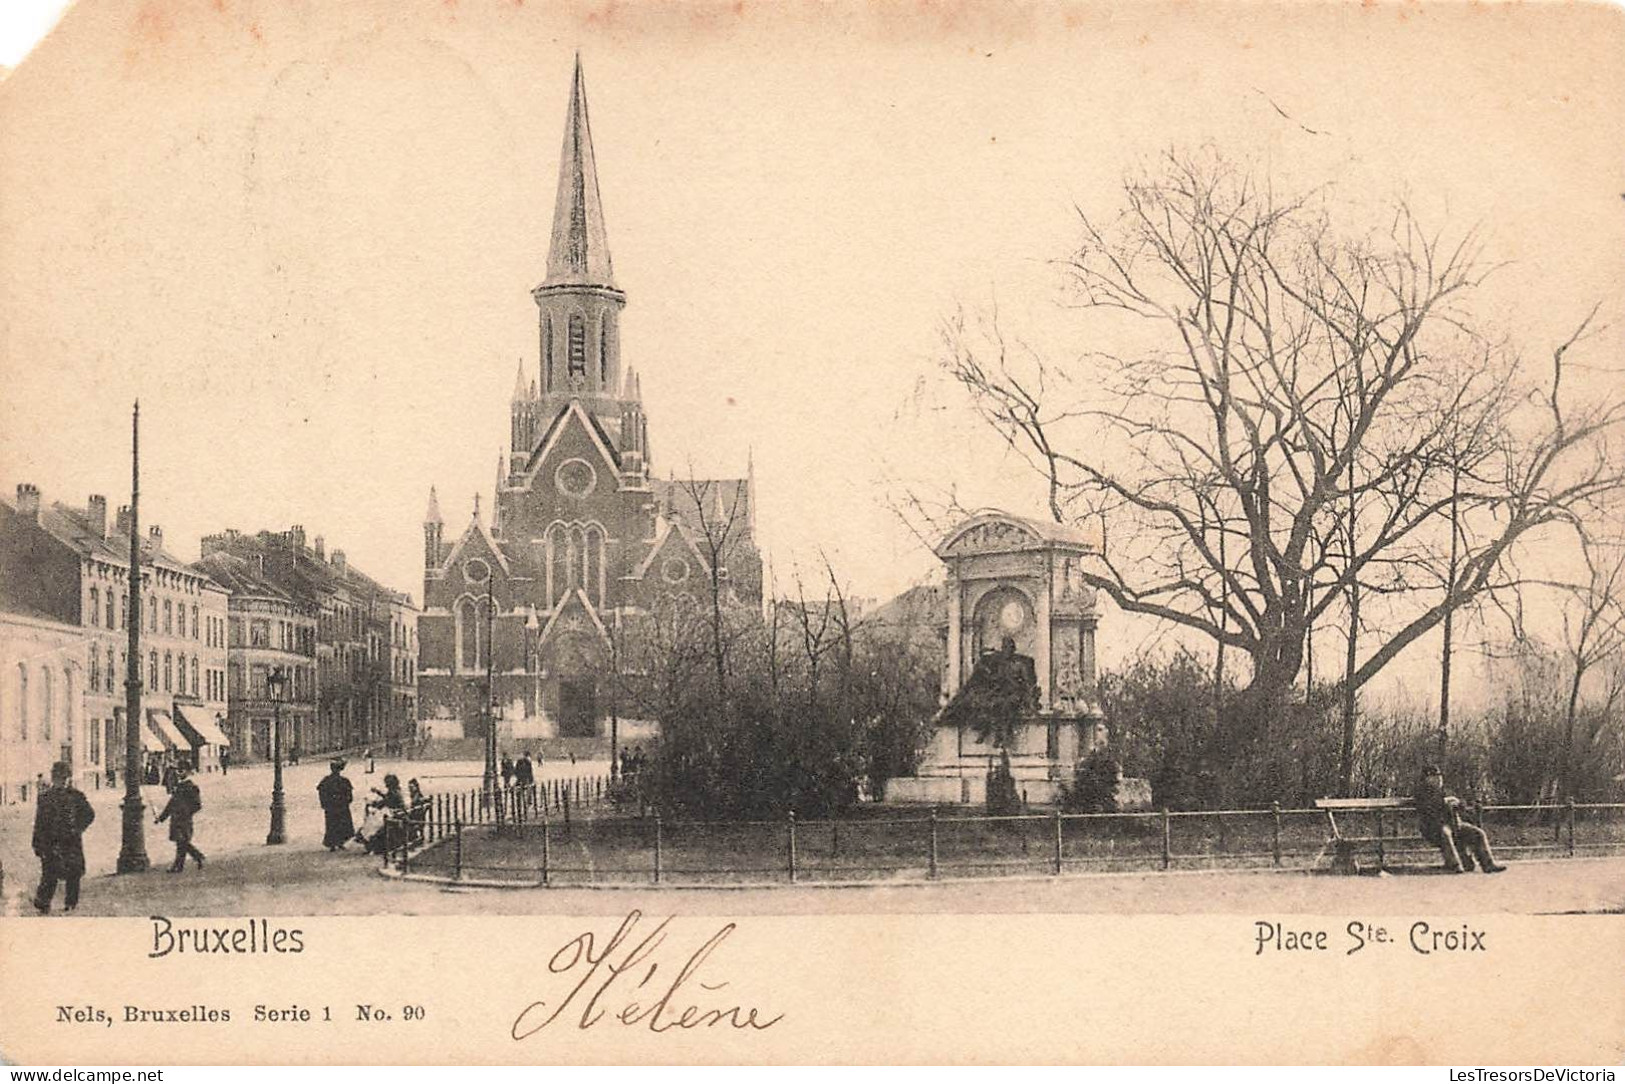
[936,510,1096,559]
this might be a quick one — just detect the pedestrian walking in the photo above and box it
[501,755,515,789]
[33,761,94,915]
[318,758,356,852]
[156,767,206,872]
[514,752,534,789]
[219,748,230,776]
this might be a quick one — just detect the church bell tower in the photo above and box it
[528,56,627,440]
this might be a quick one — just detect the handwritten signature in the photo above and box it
[511,910,784,1039]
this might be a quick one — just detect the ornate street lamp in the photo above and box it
[116,400,149,874]
[266,665,287,844]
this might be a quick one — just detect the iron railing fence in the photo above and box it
[381,800,1625,886]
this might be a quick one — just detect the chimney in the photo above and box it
[332,549,347,573]
[314,535,325,560]
[115,505,134,538]
[147,524,163,556]
[15,483,40,520]
[87,495,108,538]
[289,524,306,550]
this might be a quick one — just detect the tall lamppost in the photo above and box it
[116,400,149,874]
[481,575,498,794]
[266,665,287,844]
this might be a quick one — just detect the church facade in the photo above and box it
[417,61,762,744]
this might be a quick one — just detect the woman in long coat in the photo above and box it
[317,759,356,852]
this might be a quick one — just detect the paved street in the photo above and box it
[0,754,610,916]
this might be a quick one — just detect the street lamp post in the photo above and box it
[266,665,287,845]
[116,400,149,874]
[481,576,497,794]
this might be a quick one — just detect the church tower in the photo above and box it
[420,57,762,749]
[525,55,629,447]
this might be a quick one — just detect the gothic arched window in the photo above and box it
[599,315,610,385]
[546,522,569,608]
[457,598,488,673]
[585,525,605,607]
[543,318,554,392]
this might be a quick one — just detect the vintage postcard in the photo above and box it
[1,0,1622,1066]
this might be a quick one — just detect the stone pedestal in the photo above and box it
[887,511,1106,807]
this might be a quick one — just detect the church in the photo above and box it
[417,60,763,744]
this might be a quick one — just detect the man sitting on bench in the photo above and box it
[1416,765,1505,874]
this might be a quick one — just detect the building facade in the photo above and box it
[0,485,231,791]
[192,550,319,761]
[418,60,763,745]
[198,527,418,756]
[0,605,88,804]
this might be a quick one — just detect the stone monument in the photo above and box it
[887,510,1105,805]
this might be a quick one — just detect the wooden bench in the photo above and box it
[1314,797,1429,873]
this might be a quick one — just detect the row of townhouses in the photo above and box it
[0,485,417,803]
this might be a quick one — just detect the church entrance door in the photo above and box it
[558,681,597,738]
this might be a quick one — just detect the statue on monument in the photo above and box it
[939,635,1039,751]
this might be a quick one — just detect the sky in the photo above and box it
[2,0,1622,696]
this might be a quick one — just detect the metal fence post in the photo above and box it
[928,808,939,879]
[1053,808,1063,875]
[653,814,663,885]
[563,788,572,840]
[453,818,463,881]
[1161,808,1171,870]
[788,810,798,884]
[1271,801,1282,868]
[541,806,551,887]
[1566,798,1576,857]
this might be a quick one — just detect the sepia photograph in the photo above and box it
[0,0,1622,1066]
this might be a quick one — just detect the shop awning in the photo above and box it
[172,704,230,748]
[146,709,187,750]
[117,708,166,753]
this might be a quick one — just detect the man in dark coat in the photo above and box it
[317,759,356,852]
[514,752,535,789]
[500,755,515,789]
[33,761,95,914]
[156,767,206,872]
[1415,765,1505,873]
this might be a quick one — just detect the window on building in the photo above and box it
[148,651,158,689]
[107,593,116,629]
[175,604,185,639]
[90,712,100,763]
[106,647,115,693]
[90,587,100,627]
[148,597,157,632]
[164,600,172,635]
[568,313,586,379]
[599,315,611,384]
[544,318,554,392]
[90,650,100,693]
[191,656,199,697]
[456,598,488,672]
[119,593,126,630]
[64,670,74,733]
[251,620,270,647]
[163,652,172,693]
[250,665,267,699]
[192,605,199,639]
[41,667,53,741]
[230,618,243,647]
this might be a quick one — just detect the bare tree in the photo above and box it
[937,150,1625,789]
[671,470,752,700]
[1555,535,1625,799]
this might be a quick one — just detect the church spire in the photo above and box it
[545,55,615,290]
